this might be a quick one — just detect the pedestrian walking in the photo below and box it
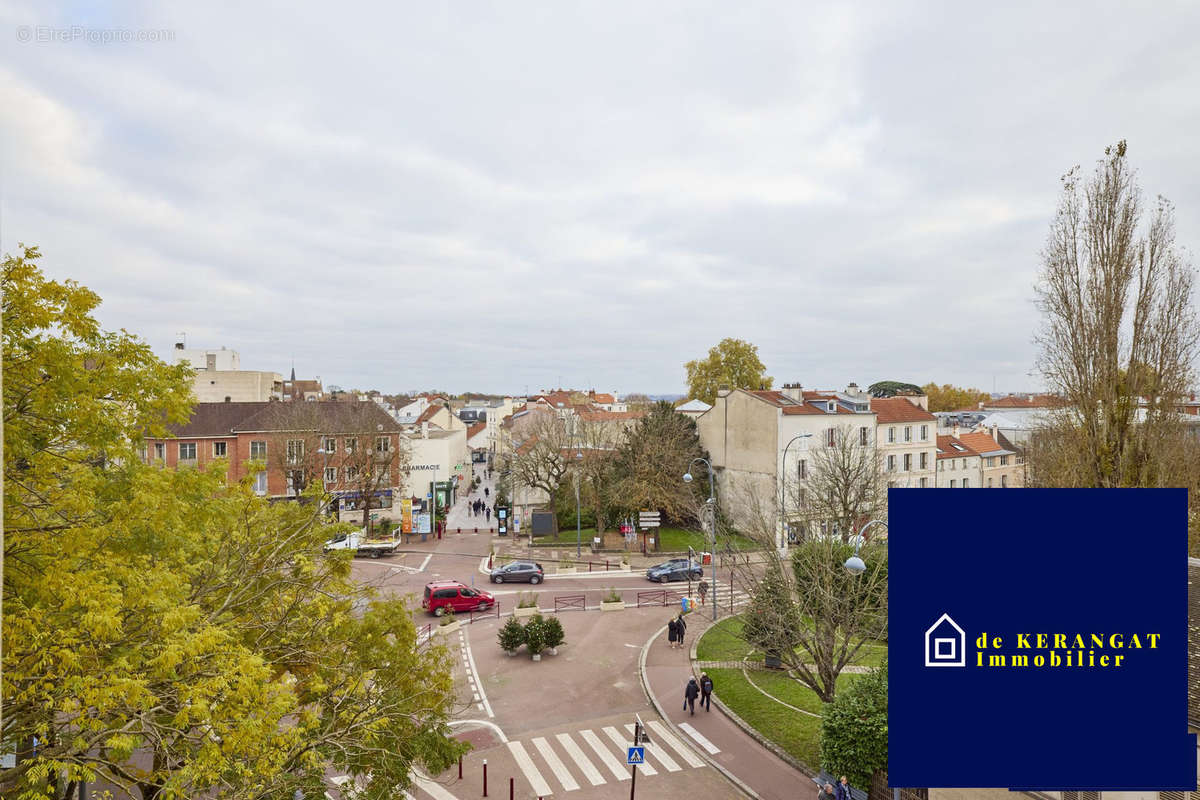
[700,672,713,711]
[835,776,852,800]
[667,617,678,648]
[697,580,708,605]
[683,677,699,715]
[485,506,491,523]
[818,783,836,800]
[485,487,490,498]
[675,613,687,649]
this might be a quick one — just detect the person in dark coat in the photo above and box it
[484,487,489,498]
[818,783,836,800]
[485,506,491,523]
[675,613,687,649]
[683,677,699,715]
[835,776,852,800]
[699,672,713,711]
[667,617,678,647]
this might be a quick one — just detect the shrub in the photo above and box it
[497,618,525,653]
[517,591,539,609]
[604,587,622,604]
[820,659,888,788]
[542,616,565,650]
[523,614,547,655]
[438,610,456,627]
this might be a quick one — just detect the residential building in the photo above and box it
[935,429,1023,489]
[403,423,473,510]
[143,400,407,524]
[282,367,324,401]
[695,382,877,548]
[676,398,713,418]
[873,396,938,489]
[172,343,283,402]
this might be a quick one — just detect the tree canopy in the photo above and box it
[819,660,888,789]
[866,381,923,398]
[684,338,772,405]
[610,402,708,525]
[2,247,465,800]
[920,382,990,412]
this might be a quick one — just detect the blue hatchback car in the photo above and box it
[645,558,702,583]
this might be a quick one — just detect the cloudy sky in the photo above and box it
[4,1,1198,396]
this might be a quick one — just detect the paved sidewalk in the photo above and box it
[642,614,814,800]
[445,469,496,533]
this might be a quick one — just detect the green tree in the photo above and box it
[819,660,888,790]
[610,402,707,525]
[684,338,772,405]
[2,248,466,800]
[866,381,923,398]
[920,382,990,412]
[740,560,803,661]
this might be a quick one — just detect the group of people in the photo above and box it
[818,776,854,800]
[666,613,687,648]
[683,672,713,715]
[469,498,491,521]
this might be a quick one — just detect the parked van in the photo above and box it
[422,581,495,616]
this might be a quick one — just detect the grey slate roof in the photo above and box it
[166,401,400,438]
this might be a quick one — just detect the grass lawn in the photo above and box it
[529,526,758,554]
[706,667,824,769]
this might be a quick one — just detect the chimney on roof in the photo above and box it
[781,382,803,402]
[846,381,859,396]
[952,424,960,438]
[421,421,429,439]
[990,424,999,442]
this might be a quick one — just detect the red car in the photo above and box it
[422,581,495,616]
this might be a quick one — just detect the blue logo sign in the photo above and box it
[626,747,644,765]
[889,489,1195,790]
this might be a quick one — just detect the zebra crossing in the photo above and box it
[504,720,713,796]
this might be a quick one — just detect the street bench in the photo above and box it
[812,772,867,800]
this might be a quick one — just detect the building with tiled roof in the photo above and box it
[695,383,877,548]
[872,396,937,489]
[934,428,1022,489]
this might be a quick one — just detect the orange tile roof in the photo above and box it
[466,422,486,438]
[588,391,616,404]
[957,431,1009,455]
[936,434,976,460]
[871,396,936,423]
[578,409,646,422]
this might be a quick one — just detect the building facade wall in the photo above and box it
[878,419,937,488]
[191,370,283,402]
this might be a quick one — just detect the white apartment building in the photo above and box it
[872,396,938,489]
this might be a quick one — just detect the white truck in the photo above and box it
[322,529,401,558]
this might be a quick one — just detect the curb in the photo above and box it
[638,624,761,800]
[690,624,817,779]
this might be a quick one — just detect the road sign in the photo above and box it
[638,511,661,528]
[626,747,645,765]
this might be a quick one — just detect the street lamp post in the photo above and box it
[682,458,718,622]
[843,518,888,574]
[574,450,583,559]
[317,446,330,518]
[778,433,813,552]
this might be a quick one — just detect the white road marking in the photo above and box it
[460,630,494,718]
[580,729,630,781]
[647,720,706,768]
[418,554,432,571]
[532,736,580,792]
[602,726,656,775]
[412,771,461,800]
[678,722,721,755]
[507,740,553,798]
[555,732,605,786]
[623,643,639,649]
[623,724,680,771]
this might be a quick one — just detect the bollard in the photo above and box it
[509,776,514,800]
[589,561,593,572]
[458,755,463,779]
[483,759,488,797]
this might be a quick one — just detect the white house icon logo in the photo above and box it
[924,613,966,667]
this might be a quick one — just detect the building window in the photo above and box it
[154,442,165,461]
[346,437,358,453]
[1000,454,1009,465]
[825,428,835,448]
[376,436,390,454]
[988,477,993,488]
[919,477,927,488]
[213,441,227,457]
[324,467,337,484]
[950,479,957,488]
[253,471,267,495]
[888,427,896,443]
[903,453,912,471]
[179,442,196,460]
[887,455,896,472]
[920,424,928,441]
[287,439,305,464]
[962,478,969,488]
[797,487,807,506]
[138,444,148,462]
[904,426,912,442]
[250,440,267,460]
[859,427,869,446]
[798,459,807,480]
[323,437,337,453]
[346,465,359,481]
[950,459,956,470]
[961,458,966,469]
[1001,474,1008,488]
[919,452,928,470]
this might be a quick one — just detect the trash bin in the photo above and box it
[701,552,712,566]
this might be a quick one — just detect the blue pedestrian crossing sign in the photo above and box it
[626,746,645,765]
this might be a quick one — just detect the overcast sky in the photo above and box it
[4,1,1198,396]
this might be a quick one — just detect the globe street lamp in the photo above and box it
[843,518,888,574]
[779,433,813,551]
[682,457,717,621]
